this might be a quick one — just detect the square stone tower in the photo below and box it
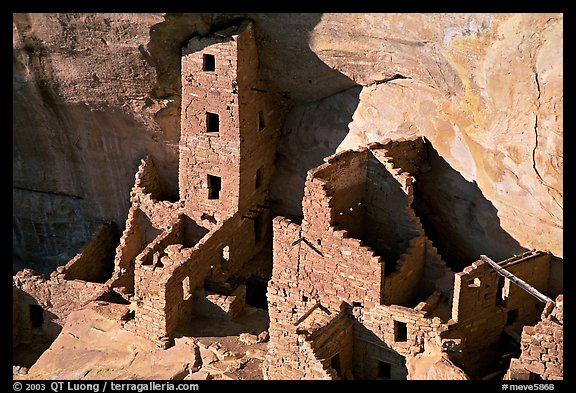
[180,20,276,224]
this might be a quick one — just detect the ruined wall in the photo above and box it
[129,218,186,345]
[353,303,451,379]
[265,213,383,379]
[382,235,427,307]
[505,295,563,380]
[13,269,108,344]
[193,285,246,321]
[306,311,354,379]
[236,21,284,214]
[265,217,309,379]
[420,239,455,301]
[61,222,118,283]
[499,252,552,331]
[451,251,552,377]
[309,149,367,238]
[364,148,423,264]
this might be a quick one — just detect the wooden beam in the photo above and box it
[480,255,554,305]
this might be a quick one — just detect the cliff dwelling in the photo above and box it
[13,14,563,382]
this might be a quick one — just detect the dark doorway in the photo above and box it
[331,353,342,377]
[245,276,268,310]
[29,304,44,328]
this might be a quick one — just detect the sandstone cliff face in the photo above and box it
[13,13,562,273]
[274,13,563,266]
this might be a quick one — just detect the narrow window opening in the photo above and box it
[394,320,408,342]
[221,245,230,271]
[183,276,192,301]
[378,361,392,379]
[496,275,507,306]
[506,309,519,325]
[29,304,44,328]
[203,53,215,71]
[255,167,263,189]
[468,278,481,287]
[330,353,341,377]
[206,112,220,133]
[258,110,266,131]
[207,175,221,199]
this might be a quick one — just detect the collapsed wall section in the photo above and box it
[13,269,109,344]
[57,222,118,283]
[265,138,453,380]
[450,251,553,377]
[505,295,563,380]
[364,143,424,268]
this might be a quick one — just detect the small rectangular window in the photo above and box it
[394,320,408,342]
[330,353,341,376]
[183,276,192,300]
[208,175,221,199]
[203,53,215,71]
[221,245,230,271]
[496,275,507,306]
[206,112,220,133]
[258,110,266,131]
[378,361,391,379]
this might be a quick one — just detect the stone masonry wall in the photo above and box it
[364,149,422,265]
[193,284,246,321]
[505,294,563,380]
[306,310,355,379]
[451,251,552,377]
[265,217,307,379]
[60,222,118,283]
[134,154,164,201]
[180,23,243,221]
[420,238,455,301]
[109,157,184,293]
[265,140,443,380]
[382,235,427,307]
[180,20,281,227]
[307,148,368,239]
[236,20,283,214]
[351,300,454,380]
[13,269,109,343]
[129,217,186,344]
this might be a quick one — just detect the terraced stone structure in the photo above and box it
[105,19,282,347]
[264,138,560,380]
[13,17,562,381]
